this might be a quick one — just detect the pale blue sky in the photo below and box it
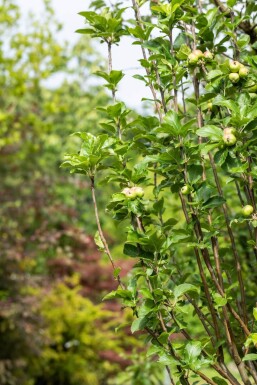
[18,0,151,109]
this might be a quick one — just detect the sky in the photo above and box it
[17,0,152,109]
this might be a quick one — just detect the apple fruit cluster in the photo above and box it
[122,186,144,200]
[228,60,249,84]
[188,49,213,66]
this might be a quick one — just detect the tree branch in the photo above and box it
[212,0,257,44]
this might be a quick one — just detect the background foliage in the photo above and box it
[0,1,149,384]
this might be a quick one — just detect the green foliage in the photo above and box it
[65,0,257,384]
[34,278,124,385]
[0,1,142,384]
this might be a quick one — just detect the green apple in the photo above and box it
[207,102,213,111]
[188,53,199,65]
[188,49,204,65]
[203,51,213,61]
[122,187,137,200]
[223,132,237,146]
[229,60,241,72]
[193,49,204,59]
[122,186,144,200]
[229,72,240,84]
[181,185,191,195]
[131,186,144,198]
[239,66,249,78]
[242,205,254,217]
[224,127,237,136]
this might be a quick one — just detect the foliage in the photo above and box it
[33,277,128,385]
[0,1,143,384]
[65,0,257,384]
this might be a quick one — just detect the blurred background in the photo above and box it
[0,1,163,384]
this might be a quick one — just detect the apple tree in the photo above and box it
[64,0,257,384]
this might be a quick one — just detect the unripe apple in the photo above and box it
[224,127,237,136]
[122,187,131,195]
[239,66,249,78]
[122,187,137,200]
[229,72,240,84]
[181,185,191,195]
[188,53,199,65]
[122,186,144,200]
[207,102,213,111]
[131,186,144,198]
[229,60,241,73]
[203,51,213,61]
[242,205,254,217]
[223,132,237,146]
[193,49,204,59]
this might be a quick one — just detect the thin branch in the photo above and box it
[90,176,124,289]
[212,0,257,45]
[131,0,163,122]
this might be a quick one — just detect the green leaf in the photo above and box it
[253,307,257,321]
[237,34,250,49]
[245,333,257,348]
[158,332,170,344]
[227,0,236,5]
[147,345,162,357]
[187,165,203,184]
[206,70,223,81]
[174,283,199,299]
[162,110,182,135]
[199,93,216,105]
[212,95,239,113]
[174,32,187,50]
[184,341,202,364]
[140,288,154,300]
[170,229,191,244]
[75,28,96,35]
[111,193,126,202]
[158,352,180,366]
[123,243,139,257]
[242,354,257,362]
[109,70,125,86]
[94,231,104,251]
[103,289,133,301]
[212,377,228,385]
[176,43,191,60]
[213,293,227,308]
[202,196,226,209]
[131,317,148,333]
[113,267,121,279]
[214,149,228,165]
[196,125,223,141]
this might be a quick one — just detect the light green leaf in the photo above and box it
[131,317,148,333]
[196,125,223,141]
[206,70,223,81]
[103,289,132,301]
[203,196,226,209]
[113,267,121,279]
[213,293,227,308]
[174,283,199,299]
[212,377,228,385]
[242,354,257,362]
